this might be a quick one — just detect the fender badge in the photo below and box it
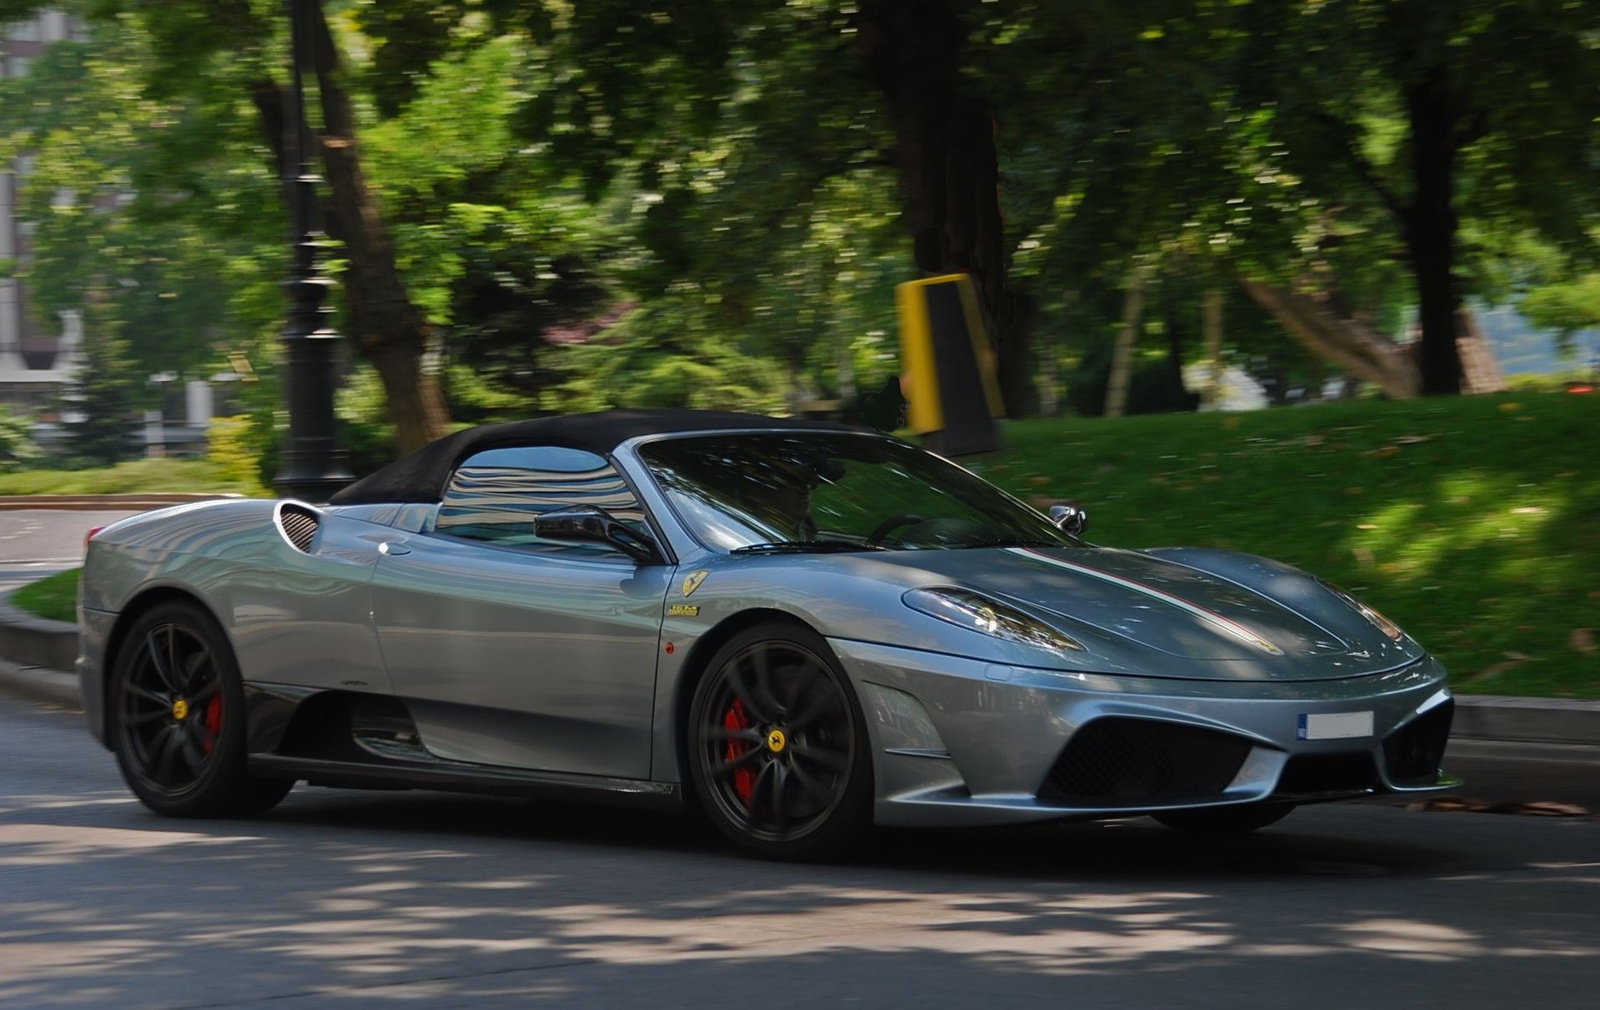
[667,603,700,617]
[682,569,710,597]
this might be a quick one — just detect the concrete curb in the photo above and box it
[0,594,78,671]
[1453,695,1600,746]
[0,657,80,710]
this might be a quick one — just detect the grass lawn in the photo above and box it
[0,458,265,497]
[12,569,78,624]
[968,391,1599,698]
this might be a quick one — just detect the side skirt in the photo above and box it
[248,753,680,811]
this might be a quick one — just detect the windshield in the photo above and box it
[638,432,1078,553]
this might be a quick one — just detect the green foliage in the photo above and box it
[0,457,260,496]
[59,331,141,467]
[11,569,79,624]
[204,415,269,496]
[0,408,41,472]
[5,0,1596,439]
[545,302,786,414]
[1521,274,1600,350]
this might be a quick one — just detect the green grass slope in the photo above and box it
[12,569,78,624]
[970,392,1599,698]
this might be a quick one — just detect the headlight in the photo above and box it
[903,587,1085,653]
[1319,579,1404,641]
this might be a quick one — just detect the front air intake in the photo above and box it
[276,502,322,553]
[1040,718,1253,804]
[1383,700,1454,787]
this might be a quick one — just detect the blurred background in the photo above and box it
[0,1,1594,475]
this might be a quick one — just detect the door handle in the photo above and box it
[378,541,411,556]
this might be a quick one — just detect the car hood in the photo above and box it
[862,545,1423,681]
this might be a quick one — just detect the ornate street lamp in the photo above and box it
[273,0,351,501]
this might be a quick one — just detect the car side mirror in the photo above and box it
[534,505,661,563]
[1048,503,1089,538]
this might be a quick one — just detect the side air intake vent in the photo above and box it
[276,502,322,553]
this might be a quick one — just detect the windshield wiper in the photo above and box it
[731,540,888,555]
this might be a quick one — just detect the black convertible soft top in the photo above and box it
[327,409,856,505]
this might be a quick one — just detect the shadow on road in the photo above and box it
[263,788,1467,883]
[3,720,1597,1010]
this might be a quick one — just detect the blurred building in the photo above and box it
[1,11,85,414]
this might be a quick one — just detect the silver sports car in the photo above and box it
[78,410,1456,859]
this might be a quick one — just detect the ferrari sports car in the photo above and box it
[78,409,1457,859]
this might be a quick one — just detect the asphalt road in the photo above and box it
[2,697,1596,1010]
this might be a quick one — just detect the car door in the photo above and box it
[369,445,672,779]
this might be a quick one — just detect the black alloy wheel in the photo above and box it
[110,601,292,818]
[688,622,872,860]
[1153,801,1295,835]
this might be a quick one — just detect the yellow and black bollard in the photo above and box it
[895,273,1004,455]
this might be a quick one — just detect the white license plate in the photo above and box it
[1297,711,1374,740]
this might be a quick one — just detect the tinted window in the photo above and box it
[434,445,646,559]
[640,433,1076,553]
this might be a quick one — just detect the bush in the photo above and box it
[0,407,41,472]
[206,415,268,494]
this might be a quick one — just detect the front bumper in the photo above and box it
[829,639,1456,828]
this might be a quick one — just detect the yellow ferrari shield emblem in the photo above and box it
[171,698,189,721]
[766,728,787,753]
[682,569,710,597]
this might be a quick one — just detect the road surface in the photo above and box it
[1,695,1595,1010]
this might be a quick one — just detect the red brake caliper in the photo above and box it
[723,698,756,803]
[203,696,223,754]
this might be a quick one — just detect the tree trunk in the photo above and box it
[305,4,449,453]
[1105,266,1148,419]
[1402,68,1463,395]
[860,1,1027,416]
[1202,287,1224,409]
[1239,279,1419,399]
[1455,308,1507,394]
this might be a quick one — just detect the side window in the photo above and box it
[433,445,646,560]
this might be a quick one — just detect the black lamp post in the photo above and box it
[273,0,351,502]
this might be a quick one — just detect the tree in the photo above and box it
[60,329,140,465]
[27,0,455,452]
[1236,0,1600,395]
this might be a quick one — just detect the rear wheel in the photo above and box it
[109,601,292,818]
[1153,802,1295,835]
[686,623,872,860]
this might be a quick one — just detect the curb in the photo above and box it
[1452,695,1600,747]
[0,657,79,710]
[0,594,78,671]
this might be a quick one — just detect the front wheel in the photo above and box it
[109,601,293,818]
[686,623,873,860]
[1153,802,1295,835]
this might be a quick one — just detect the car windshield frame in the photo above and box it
[633,429,1080,555]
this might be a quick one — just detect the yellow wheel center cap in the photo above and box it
[766,728,787,753]
[171,698,189,721]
